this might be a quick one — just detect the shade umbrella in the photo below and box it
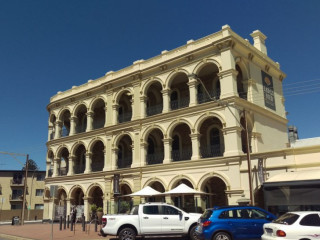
[161,183,207,195]
[128,186,162,197]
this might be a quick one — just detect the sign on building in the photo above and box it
[261,71,276,111]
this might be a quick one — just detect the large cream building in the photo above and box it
[44,25,290,220]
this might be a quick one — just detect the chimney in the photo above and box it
[288,126,299,144]
[250,30,267,55]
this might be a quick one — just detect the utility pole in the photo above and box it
[243,110,254,205]
[21,154,29,225]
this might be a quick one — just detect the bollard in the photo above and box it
[82,214,85,232]
[59,216,62,231]
[70,219,73,231]
[64,216,66,229]
[67,215,70,229]
[94,215,98,232]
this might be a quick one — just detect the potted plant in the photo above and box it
[90,204,97,220]
[119,201,130,214]
[96,207,103,223]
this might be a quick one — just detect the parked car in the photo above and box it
[195,206,276,240]
[262,211,320,240]
[100,202,201,240]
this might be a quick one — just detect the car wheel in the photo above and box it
[119,227,136,240]
[213,232,231,240]
[189,225,199,240]
[99,229,107,237]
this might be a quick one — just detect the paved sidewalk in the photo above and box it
[0,222,111,240]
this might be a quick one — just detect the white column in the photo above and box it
[187,76,198,107]
[111,147,118,170]
[83,197,89,220]
[103,135,112,171]
[140,141,148,166]
[140,95,147,118]
[163,138,172,164]
[131,128,140,168]
[67,155,75,176]
[161,89,170,113]
[190,133,200,160]
[218,46,238,98]
[66,199,71,218]
[52,158,59,177]
[86,111,94,132]
[104,107,108,127]
[54,121,62,139]
[112,104,119,125]
[45,161,51,178]
[48,126,54,141]
[69,116,77,136]
[84,152,92,174]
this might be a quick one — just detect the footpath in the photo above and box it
[0,222,110,240]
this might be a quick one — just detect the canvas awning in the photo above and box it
[264,169,320,187]
[160,183,208,195]
[128,186,162,197]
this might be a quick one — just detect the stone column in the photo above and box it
[106,90,113,126]
[190,133,201,160]
[111,147,119,170]
[217,38,238,98]
[163,138,172,164]
[84,152,92,174]
[83,197,89,220]
[67,155,75,176]
[104,106,108,127]
[69,116,77,136]
[187,75,199,107]
[131,127,140,168]
[161,89,170,113]
[66,198,71,218]
[112,104,119,125]
[54,121,62,139]
[52,158,60,177]
[45,161,51,178]
[140,95,147,118]
[48,126,54,141]
[86,111,94,132]
[132,82,141,120]
[103,135,112,171]
[140,141,148,166]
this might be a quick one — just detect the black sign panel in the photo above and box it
[113,174,120,195]
[261,71,276,110]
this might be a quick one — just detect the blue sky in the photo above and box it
[0,0,319,171]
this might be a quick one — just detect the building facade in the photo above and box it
[45,25,289,220]
[0,170,45,221]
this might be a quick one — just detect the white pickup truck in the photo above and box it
[100,202,201,240]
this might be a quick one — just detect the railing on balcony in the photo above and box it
[200,145,223,158]
[117,157,132,169]
[171,148,192,162]
[197,89,220,104]
[170,97,190,110]
[74,165,85,175]
[59,167,68,176]
[118,111,132,123]
[60,127,69,137]
[146,104,163,116]
[92,162,104,172]
[146,152,164,165]
[10,179,25,186]
[93,118,105,129]
[10,194,23,201]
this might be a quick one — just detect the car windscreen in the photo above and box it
[273,213,299,225]
[200,209,213,219]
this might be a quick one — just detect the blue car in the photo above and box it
[195,206,276,240]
